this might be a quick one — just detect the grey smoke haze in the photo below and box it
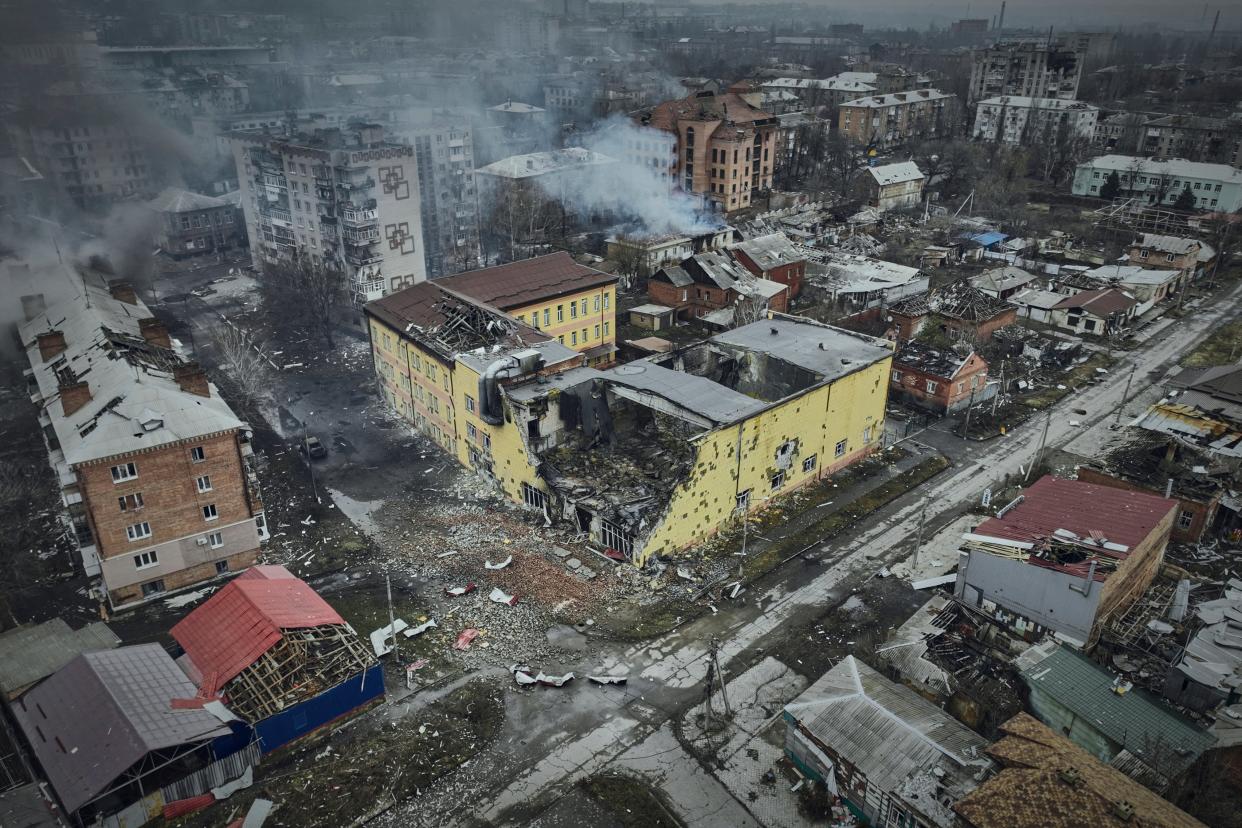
[556,116,722,236]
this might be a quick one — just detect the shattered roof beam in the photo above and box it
[608,385,717,430]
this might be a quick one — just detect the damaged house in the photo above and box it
[888,281,1017,344]
[647,251,788,326]
[172,565,381,753]
[1135,362,1242,459]
[955,476,1176,648]
[890,341,992,414]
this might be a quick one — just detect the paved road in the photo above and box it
[398,280,1242,826]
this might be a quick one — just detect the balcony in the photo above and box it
[343,226,380,245]
[342,208,379,227]
[337,176,376,192]
[264,206,292,225]
[345,250,384,266]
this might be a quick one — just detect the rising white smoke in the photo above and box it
[557,115,723,237]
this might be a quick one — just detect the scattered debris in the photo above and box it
[488,587,519,606]
[370,619,409,657]
[587,675,629,685]
[485,555,513,570]
[453,628,481,650]
[403,618,438,638]
[444,583,477,598]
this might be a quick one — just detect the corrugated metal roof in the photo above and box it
[0,619,120,697]
[974,476,1174,550]
[1021,645,1213,775]
[437,252,616,310]
[11,645,230,813]
[786,656,991,825]
[171,565,345,693]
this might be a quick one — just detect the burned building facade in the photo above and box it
[366,294,893,566]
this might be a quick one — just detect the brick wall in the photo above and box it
[78,430,258,602]
[1076,467,1215,544]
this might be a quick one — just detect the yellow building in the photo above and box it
[368,274,895,565]
[436,252,619,366]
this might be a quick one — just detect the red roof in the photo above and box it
[975,476,1175,552]
[438,252,616,309]
[171,565,344,694]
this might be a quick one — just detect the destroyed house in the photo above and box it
[1134,363,1242,459]
[12,645,245,825]
[890,341,991,414]
[1164,578,1242,713]
[888,282,1016,344]
[969,266,1037,300]
[648,251,789,324]
[508,318,891,564]
[953,713,1207,828]
[729,232,808,298]
[172,565,381,752]
[955,476,1176,647]
[783,656,993,828]
[18,272,266,609]
[1076,430,1232,544]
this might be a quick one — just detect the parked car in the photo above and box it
[300,435,328,459]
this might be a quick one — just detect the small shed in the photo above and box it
[0,619,120,701]
[628,303,676,331]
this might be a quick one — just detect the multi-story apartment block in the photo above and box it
[967,40,1083,104]
[19,275,266,609]
[1072,155,1242,212]
[971,96,1098,145]
[838,90,957,150]
[6,102,158,213]
[230,123,427,306]
[637,89,778,214]
[1092,112,1150,154]
[1139,115,1242,167]
[388,119,481,278]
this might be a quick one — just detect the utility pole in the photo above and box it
[992,360,1005,416]
[962,386,977,441]
[912,497,929,570]
[385,571,400,671]
[1115,365,1137,427]
[709,637,731,717]
[1025,410,1053,482]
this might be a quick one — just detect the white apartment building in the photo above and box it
[972,96,1099,145]
[230,123,427,305]
[389,118,482,277]
[1072,155,1242,212]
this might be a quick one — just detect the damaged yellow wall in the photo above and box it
[636,355,892,565]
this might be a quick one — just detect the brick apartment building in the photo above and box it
[837,90,957,150]
[19,273,266,609]
[636,87,778,213]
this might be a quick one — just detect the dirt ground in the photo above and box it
[171,680,505,828]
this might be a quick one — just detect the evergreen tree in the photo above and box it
[1174,186,1198,212]
[1099,170,1121,201]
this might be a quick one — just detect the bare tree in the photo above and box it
[212,324,271,407]
[610,235,651,291]
[484,180,562,263]
[261,249,347,350]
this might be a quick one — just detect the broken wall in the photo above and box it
[635,352,890,563]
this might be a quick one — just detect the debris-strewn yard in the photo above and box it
[579,775,683,827]
[173,680,505,828]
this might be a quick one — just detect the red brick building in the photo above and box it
[648,251,788,321]
[888,282,1017,343]
[730,232,807,298]
[890,341,991,413]
[20,274,266,608]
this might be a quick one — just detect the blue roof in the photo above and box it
[964,231,1008,247]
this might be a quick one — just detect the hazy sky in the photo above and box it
[677,0,1227,32]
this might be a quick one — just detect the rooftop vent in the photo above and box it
[1112,801,1134,822]
[1057,767,1083,788]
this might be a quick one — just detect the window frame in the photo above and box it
[202,503,218,522]
[126,521,152,542]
